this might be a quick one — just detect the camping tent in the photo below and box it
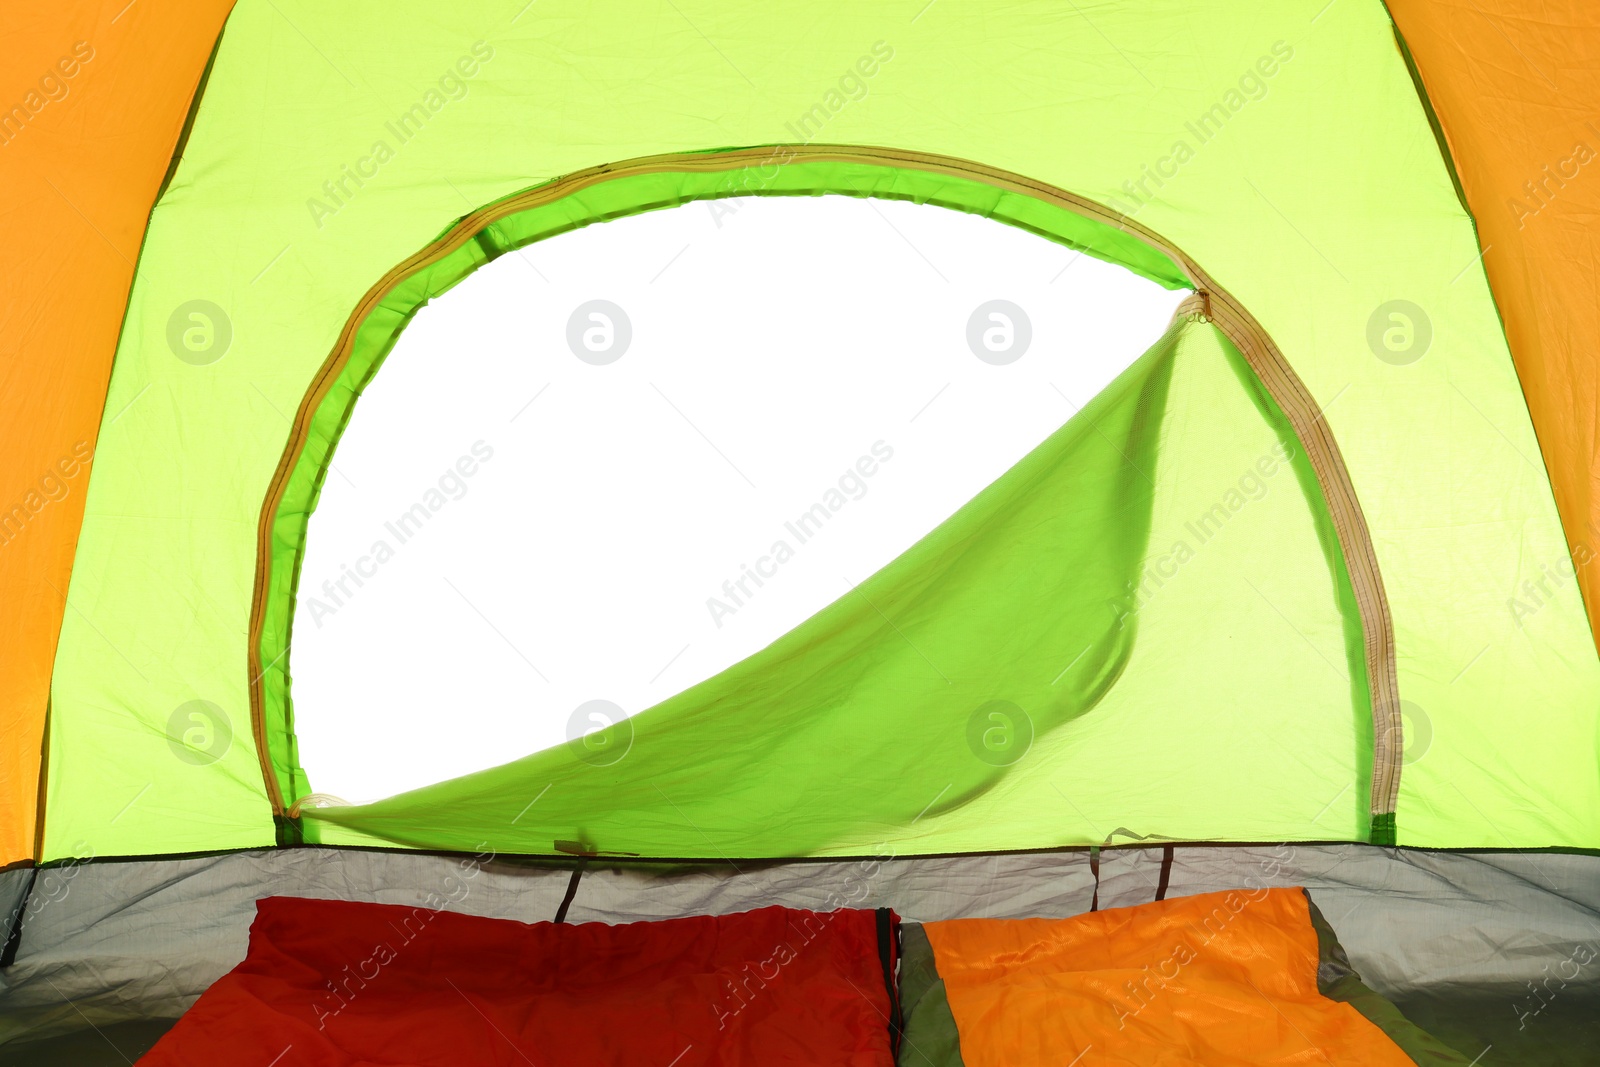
[1,1,1597,1062]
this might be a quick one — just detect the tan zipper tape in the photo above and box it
[247,144,1402,825]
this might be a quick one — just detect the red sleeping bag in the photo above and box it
[140,896,900,1066]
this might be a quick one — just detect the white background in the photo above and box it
[292,195,1189,803]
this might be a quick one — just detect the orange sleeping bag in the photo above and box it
[922,887,1420,1066]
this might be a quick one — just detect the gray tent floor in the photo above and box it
[2,995,1598,1065]
[3,845,1598,1063]
[1391,992,1600,1066]
[0,1019,175,1066]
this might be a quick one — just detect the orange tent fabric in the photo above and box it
[0,2,234,864]
[1390,1,1600,649]
[923,888,1414,1066]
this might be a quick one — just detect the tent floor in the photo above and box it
[0,1018,175,1066]
[1391,991,1600,1065]
[1,993,1597,1065]
[4,845,1597,1062]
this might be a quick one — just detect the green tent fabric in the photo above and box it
[305,309,1371,856]
[16,0,1600,864]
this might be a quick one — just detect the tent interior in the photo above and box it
[3,2,1600,1065]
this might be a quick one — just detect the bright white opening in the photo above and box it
[292,194,1188,802]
